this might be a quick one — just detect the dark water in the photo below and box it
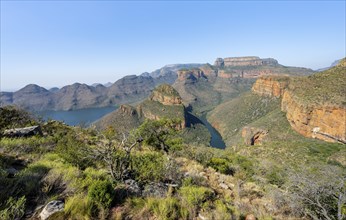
[38,106,118,126]
[199,115,226,149]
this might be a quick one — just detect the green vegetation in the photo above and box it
[207,92,280,145]
[288,60,346,106]
[0,94,345,220]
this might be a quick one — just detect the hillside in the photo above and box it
[209,58,346,145]
[1,102,344,220]
[173,57,314,113]
[1,56,315,112]
[94,84,186,132]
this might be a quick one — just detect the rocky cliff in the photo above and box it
[214,56,278,67]
[251,76,289,98]
[94,84,186,131]
[252,59,346,143]
[149,84,183,105]
[281,91,345,143]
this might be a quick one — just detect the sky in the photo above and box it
[1,1,345,91]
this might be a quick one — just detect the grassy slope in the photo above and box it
[288,59,346,107]
[207,92,280,146]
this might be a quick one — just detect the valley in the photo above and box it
[0,56,345,220]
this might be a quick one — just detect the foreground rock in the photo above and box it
[3,125,42,137]
[39,200,64,220]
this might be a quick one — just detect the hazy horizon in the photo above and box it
[1,1,345,91]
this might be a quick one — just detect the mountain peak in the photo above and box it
[149,84,182,105]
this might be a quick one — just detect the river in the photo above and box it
[199,115,226,149]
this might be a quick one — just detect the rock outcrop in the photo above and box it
[281,91,346,143]
[95,84,186,131]
[149,84,182,105]
[251,59,346,143]
[39,200,64,220]
[241,126,268,145]
[177,69,206,83]
[252,76,289,98]
[215,56,278,67]
[3,125,42,137]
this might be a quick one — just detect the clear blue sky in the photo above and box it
[1,1,345,91]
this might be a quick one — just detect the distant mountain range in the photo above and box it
[316,59,342,72]
[0,57,315,111]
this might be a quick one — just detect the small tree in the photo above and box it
[285,164,346,220]
[137,118,182,153]
[95,128,142,181]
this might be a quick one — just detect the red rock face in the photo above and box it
[252,76,289,98]
[252,75,346,143]
[217,70,233,79]
[177,69,205,81]
[281,91,346,143]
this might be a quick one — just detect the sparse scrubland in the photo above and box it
[0,105,345,220]
[0,59,345,220]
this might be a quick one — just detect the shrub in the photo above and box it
[146,197,181,220]
[266,166,286,187]
[208,157,235,175]
[55,133,94,170]
[0,196,26,220]
[88,179,115,208]
[64,193,93,219]
[131,152,166,183]
[179,186,214,207]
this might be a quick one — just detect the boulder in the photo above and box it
[124,179,141,196]
[241,127,268,145]
[142,182,168,198]
[3,125,42,137]
[39,200,64,220]
[245,214,256,220]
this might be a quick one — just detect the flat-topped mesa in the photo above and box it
[177,69,205,82]
[214,56,278,67]
[149,84,182,105]
[252,75,290,98]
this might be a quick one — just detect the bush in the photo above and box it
[55,133,94,170]
[208,157,235,175]
[179,186,214,207]
[64,193,93,219]
[131,152,166,183]
[146,197,181,220]
[0,196,26,220]
[88,179,115,208]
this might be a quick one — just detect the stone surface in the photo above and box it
[281,91,346,143]
[142,182,168,198]
[241,126,268,145]
[245,214,256,220]
[124,179,141,196]
[39,200,64,220]
[3,125,42,137]
[252,76,289,98]
[215,56,278,67]
[149,84,182,105]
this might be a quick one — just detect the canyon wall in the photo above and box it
[251,76,289,98]
[214,57,278,67]
[252,75,346,143]
[281,91,346,143]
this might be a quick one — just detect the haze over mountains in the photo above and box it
[0,56,315,111]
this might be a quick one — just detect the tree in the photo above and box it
[95,128,142,181]
[285,164,346,220]
[137,118,182,153]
